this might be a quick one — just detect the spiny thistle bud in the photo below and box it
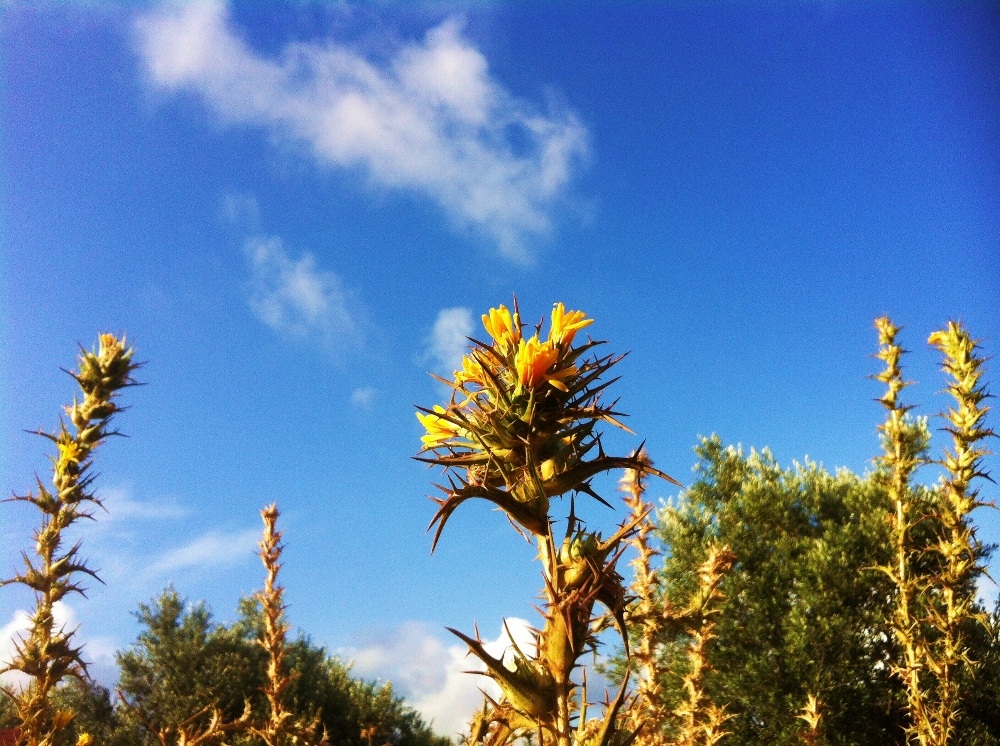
[416,300,677,549]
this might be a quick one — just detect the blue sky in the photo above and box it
[2,1,998,735]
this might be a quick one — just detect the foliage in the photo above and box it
[652,437,910,746]
[4,315,996,746]
[115,588,449,746]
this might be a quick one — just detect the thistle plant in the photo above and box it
[618,456,734,746]
[1,334,139,746]
[121,699,251,746]
[922,321,994,745]
[874,318,994,746]
[619,457,671,746]
[670,544,734,746]
[416,302,680,746]
[251,504,327,746]
[872,317,934,744]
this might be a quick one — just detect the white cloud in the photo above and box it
[351,386,377,408]
[220,191,260,231]
[146,528,259,575]
[245,236,359,349]
[96,485,190,522]
[0,609,32,690]
[135,3,589,260]
[0,603,80,691]
[426,306,473,375]
[343,618,535,737]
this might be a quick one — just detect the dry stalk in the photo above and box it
[620,452,671,746]
[872,317,934,745]
[1,334,139,746]
[795,693,823,746]
[922,322,995,745]
[121,696,251,746]
[672,545,735,746]
[251,504,327,746]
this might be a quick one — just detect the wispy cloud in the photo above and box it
[245,236,360,349]
[220,191,261,231]
[426,307,473,375]
[146,529,259,575]
[351,386,377,408]
[96,485,190,522]
[135,3,589,260]
[343,618,535,737]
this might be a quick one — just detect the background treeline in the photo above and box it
[606,434,999,746]
[1,588,449,746]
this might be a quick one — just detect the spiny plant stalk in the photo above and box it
[620,455,670,746]
[121,697,251,746]
[871,317,934,745]
[923,322,995,745]
[251,504,327,746]
[672,544,735,746]
[1,334,139,746]
[796,694,823,746]
[416,302,680,746]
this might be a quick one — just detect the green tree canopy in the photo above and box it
[641,434,1000,746]
[113,588,450,746]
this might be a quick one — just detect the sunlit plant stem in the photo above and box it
[1,334,138,746]
[923,322,994,745]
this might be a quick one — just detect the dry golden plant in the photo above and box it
[619,455,671,746]
[921,322,995,745]
[251,504,327,746]
[121,698,251,746]
[795,693,823,746]
[1,334,139,746]
[416,302,681,746]
[671,545,735,746]
[619,456,734,746]
[872,316,935,745]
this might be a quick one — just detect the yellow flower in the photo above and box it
[416,405,465,448]
[483,305,521,352]
[455,354,487,387]
[57,439,83,466]
[515,336,571,390]
[548,303,593,348]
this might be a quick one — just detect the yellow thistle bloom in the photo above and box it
[455,354,487,387]
[515,336,564,390]
[57,439,83,466]
[416,405,465,448]
[483,305,521,351]
[548,303,593,348]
